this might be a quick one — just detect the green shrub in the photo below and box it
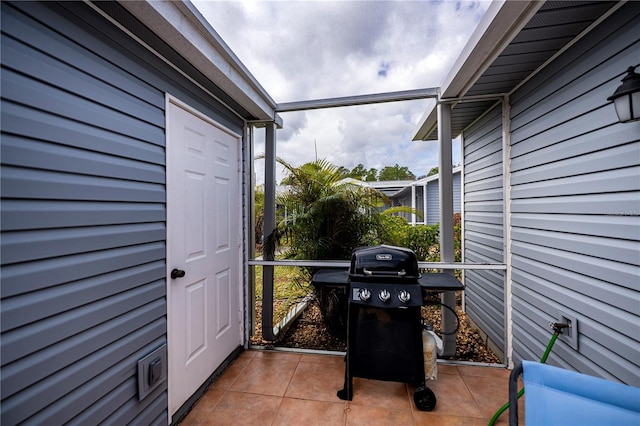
[405,223,440,260]
[378,214,410,246]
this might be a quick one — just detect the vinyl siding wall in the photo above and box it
[507,3,639,385]
[425,172,462,225]
[0,2,244,424]
[415,186,424,221]
[388,173,460,225]
[461,104,506,357]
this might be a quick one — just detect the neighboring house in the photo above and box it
[340,174,462,225]
[387,167,462,225]
[1,1,638,425]
[414,1,639,385]
[1,1,276,424]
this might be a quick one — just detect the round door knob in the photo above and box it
[171,268,186,279]
[379,289,391,302]
[358,288,371,301]
[398,290,411,303]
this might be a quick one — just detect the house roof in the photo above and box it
[334,178,417,197]
[116,1,277,122]
[413,1,623,141]
[368,180,417,197]
[391,167,463,198]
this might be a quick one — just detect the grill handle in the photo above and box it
[362,268,407,277]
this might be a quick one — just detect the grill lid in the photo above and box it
[349,245,420,282]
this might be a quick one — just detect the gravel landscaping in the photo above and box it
[250,294,501,364]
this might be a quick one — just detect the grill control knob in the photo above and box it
[398,290,411,303]
[379,289,391,302]
[358,288,371,301]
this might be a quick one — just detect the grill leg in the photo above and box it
[337,352,353,400]
[337,378,352,400]
[337,302,354,401]
[337,350,353,400]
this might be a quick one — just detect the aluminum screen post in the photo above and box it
[262,121,276,341]
[438,102,457,357]
[248,125,256,338]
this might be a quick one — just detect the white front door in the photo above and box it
[166,98,242,417]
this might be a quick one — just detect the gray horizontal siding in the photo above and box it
[415,186,425,219]
[2,301,165,400]
[512,276,638,385]
[1,200,165,231]
[1,261,165,331]
[423,172,461,225]
[511,213,639,241]
[1,1,243,424]
[2,103,166,165]
[462,103,506,356]
[2,223,165,264]
[512,228,638,271]
[1,165,165,202]
[2,69,164,144]
[1,134,165,183]
[1,243,166,298]
[453,173,462,217]
[508,2,640,386]
[2,282,166,366]
[426,181,440,225]
[1,34,164,127]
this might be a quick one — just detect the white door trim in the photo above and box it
[166,96,242,140]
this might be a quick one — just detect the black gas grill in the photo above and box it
[312,245,464,411]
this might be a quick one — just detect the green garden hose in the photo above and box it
[487,322,569,426]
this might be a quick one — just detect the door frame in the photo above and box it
[165,94,245,419]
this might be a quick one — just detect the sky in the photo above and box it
[192,0,490,183]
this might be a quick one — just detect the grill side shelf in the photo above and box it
[419,273,464,292]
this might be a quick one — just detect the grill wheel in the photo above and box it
[414,386,437,411]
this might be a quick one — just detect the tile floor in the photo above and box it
[180,349,522,425]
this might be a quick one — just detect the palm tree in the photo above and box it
[274,158,388,261]
[267,158,426,337]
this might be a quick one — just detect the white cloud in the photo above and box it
[193,0,488,183]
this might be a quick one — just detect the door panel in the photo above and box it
[185,279,206,363]
[215,270,231,335]
[167,99,241,417]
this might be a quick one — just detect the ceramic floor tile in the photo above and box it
[345,404,415,426]
[180,388,225,425]
[183,350,513,426]
[252,350,303,363]
[457,364,510,379]
[348,378,412,412]
[300,353,345,366]
[200,391,282,426]
[239,350,258,359]
[481,392,524,426]
[413,411,488,426]
[230,356,299,396]
[272,397,346,426]
[463,374,511,419]
[285,358,345,403]
[210,356,251,390]
[422,372,483,418]
[437,364,461,376]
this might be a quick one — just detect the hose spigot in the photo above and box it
[550,322,570,335]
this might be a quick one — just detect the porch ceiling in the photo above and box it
[413,0,622,141]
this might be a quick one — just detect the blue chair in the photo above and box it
[509,360,640,425]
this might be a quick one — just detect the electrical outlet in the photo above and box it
[137,344,167,401]
[557,310,579,350]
